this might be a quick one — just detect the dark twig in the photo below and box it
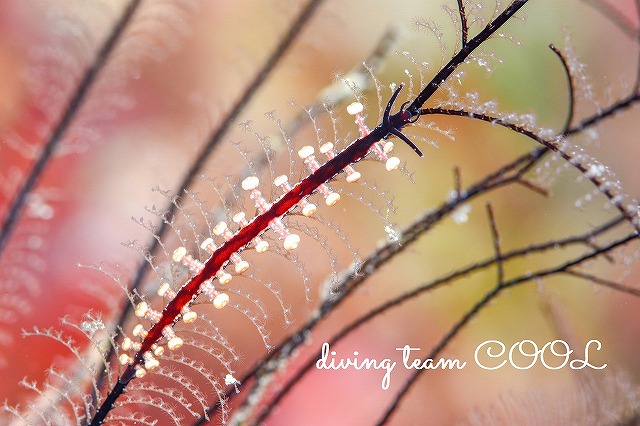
[549,43,576,132]
[485,203,504,285]
[563,269,640,298]
[565,92,640,136]
[457,0,469,47]
[407,0,529,113]
[453,166,462,196]
[421,107,640,232]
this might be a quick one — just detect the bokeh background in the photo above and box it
[1,0,639,424]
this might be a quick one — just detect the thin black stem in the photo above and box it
[421,107,640,232]
[0,0,142,256]
[549,43,576,132]
[375,285,500,425]
[407,0,529,113]
[563,269,640,298]
[486,203,504,285]
[565,92,640,136]
[457,0,469,47]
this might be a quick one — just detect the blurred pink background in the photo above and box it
[1,0,639,424]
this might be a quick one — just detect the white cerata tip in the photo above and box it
[241,176,260,191]
[346,102,364,115]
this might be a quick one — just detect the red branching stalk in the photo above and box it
[92,2,534,423]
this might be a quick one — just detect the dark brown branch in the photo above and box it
[457,0,469,47]
[408,0,529,112]
[420,107,640,232]
[563,269,640,298]
[549,43,576,132]
[485,203,504,286]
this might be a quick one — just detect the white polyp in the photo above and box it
[218,271,232,285]
[319,142,334,155]
[121,337,132,351]
[284,233,301,250]
[200,237,215,251]
[143,352,159,370]
[383,141,394,153]
[302,203,317,217]
[200,279,215,297]
[140,306,161,323]
[172,246,187,262]
[153,345,165,357]
[135,302,149,318]
[229,252,249,272]
[135,366,147,378]
[214,293,230,309]
[325,192,341,206]
[386,157,401,171]
[317,183,331,198]
[586,163,606,178]
[273,175,289,187]
[167,337,183,350]
[225,373,241,386]
[213,221,228,236]
[235,260,250,274]
[347,102,364,115]
[269,217,288,238]
[132,324,146,337]
[182,311,198,323]
[180,253,204,274]
[145,358,159,370]
[255,240,269,253]
[162,326,183,350]
[119,354,131,365]
[369,142,388,162]
[298,145,315,159]
[157,282,173,298]
[157,283,170,297]
[242,176,260,191]
[346,171,361,183]
[232,212,246,223]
